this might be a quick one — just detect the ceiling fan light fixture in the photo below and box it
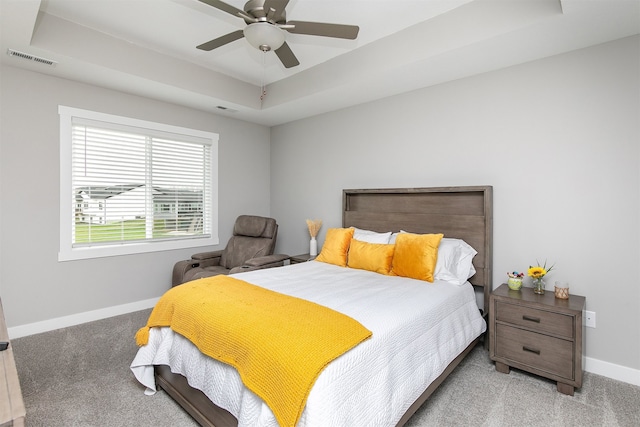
[243,22,285,52]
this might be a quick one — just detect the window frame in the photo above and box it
[59,105,219,261]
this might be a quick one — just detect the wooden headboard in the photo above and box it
[343,186,493,315]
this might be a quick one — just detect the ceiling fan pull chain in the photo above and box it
[260,50,267,104]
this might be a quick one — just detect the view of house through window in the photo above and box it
[59,106,218,260]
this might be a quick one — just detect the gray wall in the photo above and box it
[270,36,640,371]
[0,65,271,327]
[1,35,638,376]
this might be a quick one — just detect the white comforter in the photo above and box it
[131,261,486,426]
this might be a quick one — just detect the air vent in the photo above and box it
[7,49,57,67]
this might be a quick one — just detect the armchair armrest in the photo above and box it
[244,254,290,267]
[191,250,224,261]
[172,250,224,286]
[229,254,290,275]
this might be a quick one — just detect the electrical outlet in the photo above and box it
[584,310,596,328]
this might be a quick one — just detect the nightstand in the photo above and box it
[289,253,316,264]
[489,284,585,396]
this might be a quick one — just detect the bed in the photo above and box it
[131,186,493,427]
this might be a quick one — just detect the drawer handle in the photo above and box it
[523,346,541,355]
[522,315,541,323]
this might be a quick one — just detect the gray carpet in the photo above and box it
[11,310,640,427]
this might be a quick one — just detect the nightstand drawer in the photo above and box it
[496,301,574,338]
[495,323,574,380]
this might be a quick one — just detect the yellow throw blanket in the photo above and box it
[136,275,372,427]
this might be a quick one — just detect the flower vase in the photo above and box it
[532,277,546,295]
[309,236,318,256]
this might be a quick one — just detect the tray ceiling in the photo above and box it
[1,0,638,125]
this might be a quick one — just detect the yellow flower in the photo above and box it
[528,259,555,279]
[528,266,547,278]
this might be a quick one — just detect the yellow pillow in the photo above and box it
[347,239,395,275]
[315,227,354,267]
[391,232,444,282]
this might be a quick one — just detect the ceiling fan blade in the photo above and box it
[196,30,244,51]
[274,42,300,68]
[197,0,245,19]
[285,21,359,39]
[263,0,289,21]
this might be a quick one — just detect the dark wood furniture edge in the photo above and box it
[395,336,480,426]
[557,382,576,396]
[156,365,237,427]
[0,299,26,427]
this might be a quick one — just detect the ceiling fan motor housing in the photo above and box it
[244,0,286,24]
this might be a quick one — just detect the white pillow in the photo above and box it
[385,232,477,285]
[351,227,392,244]
[434,238,478,285]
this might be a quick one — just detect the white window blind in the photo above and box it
[59,106,218,261]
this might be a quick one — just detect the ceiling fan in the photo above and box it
[196,0,360,68]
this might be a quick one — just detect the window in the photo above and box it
[59,106,218,261]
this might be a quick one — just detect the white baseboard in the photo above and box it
[8,299,640,388]
[585,356,640,387]
[7,297,159,339]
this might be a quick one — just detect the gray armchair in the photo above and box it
[172,215,289,286]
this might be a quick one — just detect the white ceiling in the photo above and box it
[1,0,639,126]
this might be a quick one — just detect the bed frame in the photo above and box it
[154,185,493,427]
